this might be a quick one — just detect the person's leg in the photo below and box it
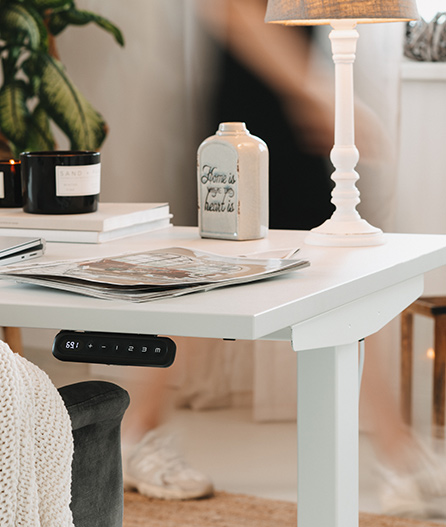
[121,367,171,446]
[120,347,214,500]
[361,332,415,470]
[362,330,446,519]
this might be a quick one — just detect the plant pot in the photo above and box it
[0,159,22,208]
[21,150,101,214]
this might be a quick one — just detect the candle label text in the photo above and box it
[56,163,101,197]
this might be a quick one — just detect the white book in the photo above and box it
[0,202,170,232]
[0,217,173,244]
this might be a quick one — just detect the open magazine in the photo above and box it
[0,246,309,303]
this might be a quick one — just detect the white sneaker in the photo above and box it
[123,429,214,500]
[379,445,446,519]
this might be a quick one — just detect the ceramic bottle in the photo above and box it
[197,122,268,240]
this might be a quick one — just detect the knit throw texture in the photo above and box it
[0,340,74,526]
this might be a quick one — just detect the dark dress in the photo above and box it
[207,30,334,231]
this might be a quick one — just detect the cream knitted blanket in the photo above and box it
[0,340,74,526]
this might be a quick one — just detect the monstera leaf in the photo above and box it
[36,54,107,150]
[0,80,30,153]
[27,0,74,9]
[0,1,47,52]
[25,104,56,153]
[48,7,124,45]
[0,0,123,155]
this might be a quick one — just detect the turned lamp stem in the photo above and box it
[305,20,384,246]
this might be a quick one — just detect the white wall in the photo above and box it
[55,0,217,226]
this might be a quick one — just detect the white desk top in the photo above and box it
[1,227,446,340]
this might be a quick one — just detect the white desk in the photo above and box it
[1,227,446,527]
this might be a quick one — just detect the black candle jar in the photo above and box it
[0,159,23,208]
[20,150,101,214]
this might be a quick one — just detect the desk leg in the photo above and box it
[297,342,358,527]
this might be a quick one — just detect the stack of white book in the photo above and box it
[0,202,172,243]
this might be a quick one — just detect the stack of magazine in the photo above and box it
[0,247,310,302]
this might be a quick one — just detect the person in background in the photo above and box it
[121,0,338,500]
[361,330,446,518]
[121,353,215,500]
[123,0,446,516]
[198,1,446,518]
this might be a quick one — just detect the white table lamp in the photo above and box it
[265,0,419,247]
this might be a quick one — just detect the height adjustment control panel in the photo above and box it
[53,330,176,367]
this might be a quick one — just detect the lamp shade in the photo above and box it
[265,0,419,25]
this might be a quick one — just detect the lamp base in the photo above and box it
[305,218,385,247]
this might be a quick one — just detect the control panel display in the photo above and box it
[53,330,176,367]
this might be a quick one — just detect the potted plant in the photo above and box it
[0,0,124,158]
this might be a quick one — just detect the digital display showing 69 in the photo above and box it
[64,339,83,350]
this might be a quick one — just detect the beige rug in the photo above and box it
[124,491,442,527]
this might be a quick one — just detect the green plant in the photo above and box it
[0,0,124,158]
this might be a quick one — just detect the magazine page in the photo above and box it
[0,247,309,302]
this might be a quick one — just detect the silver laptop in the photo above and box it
[0,236,46,266]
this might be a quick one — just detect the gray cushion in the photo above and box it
[58,381,130,527]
